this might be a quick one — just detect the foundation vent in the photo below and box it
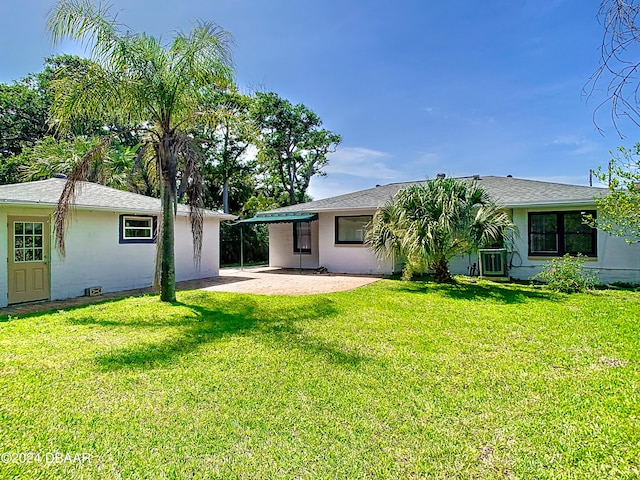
[85,286,103,297]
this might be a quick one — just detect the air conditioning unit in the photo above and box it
[478,249,509,281]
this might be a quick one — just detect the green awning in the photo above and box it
[234,212,318,225]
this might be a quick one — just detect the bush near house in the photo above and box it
[532,253,600,293]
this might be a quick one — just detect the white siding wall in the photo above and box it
[0,210,8,307]
[174,215,220,280]
[317,211,394,274]
[268,221,320,269]
[507,207,640,284]
[50,209,156,300]
[264,205,640,284]
[1,207,223,307]
[448,206,640,284]
[448,253,480,276]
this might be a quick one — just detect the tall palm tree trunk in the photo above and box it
[159,138,177,302]
[222,176,229,213]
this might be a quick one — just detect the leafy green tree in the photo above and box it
[197,90,257,213]
[18,135,140,190]
[0,156,21,184]
[252,91,341,205]
[366,177,517,283]
[47,0,233,302]
[0,54,105,167]
[0,80,49,159]
[589,144,640,242]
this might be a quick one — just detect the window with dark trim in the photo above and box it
[335,215,372,244]
[119,215,158,244]
[528,211,597,257]
[293,221,312,254]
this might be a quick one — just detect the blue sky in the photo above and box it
[0,0,629,199]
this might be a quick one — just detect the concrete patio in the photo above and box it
[0,267,382,317]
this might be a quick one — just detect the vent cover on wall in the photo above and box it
[85,286,103,297]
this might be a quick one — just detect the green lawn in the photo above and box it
[0,279,638,479]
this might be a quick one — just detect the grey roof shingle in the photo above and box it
[0,178,235,219]
[268,176,609,214]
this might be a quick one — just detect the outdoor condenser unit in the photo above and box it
[478,248,509,281]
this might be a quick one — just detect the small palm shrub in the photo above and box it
[532,254,599,293]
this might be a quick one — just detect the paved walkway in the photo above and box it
[0,267,381,317]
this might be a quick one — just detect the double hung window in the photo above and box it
[293,221,312,254]
[528,211,596,257]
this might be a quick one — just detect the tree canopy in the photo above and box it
[252,92,341,206]
[589,144,640,242]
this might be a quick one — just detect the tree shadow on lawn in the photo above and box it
[63,293,368,371]
[396,278,559,304]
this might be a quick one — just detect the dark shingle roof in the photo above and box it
[0,178,235,219]
[269,176,609,213]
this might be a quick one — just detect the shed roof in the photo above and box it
[0,178,236,219]
[267,176,609,214]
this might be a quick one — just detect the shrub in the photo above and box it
[532,254,599,293]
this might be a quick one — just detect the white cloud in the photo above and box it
[551,135,601,155]
[325,147,404,180]
[552,135,584,146]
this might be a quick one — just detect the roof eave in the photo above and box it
[0,199,236,219]
[502,199,599,208]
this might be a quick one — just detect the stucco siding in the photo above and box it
[507,207,640,284]
[0,210,7,307]
[268,221,320,269]
[1,206,223,307]
[290,205,640,284]
[174,215,221,281]
[316,211,393,274]
[50,209,156,300]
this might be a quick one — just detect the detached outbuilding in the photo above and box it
[0,178,235,307]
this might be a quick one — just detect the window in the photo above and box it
[293,221,312,254]
[528,211,596,257]
[335,215,372,244]
[13,221,44,262]
[119,215,157,244]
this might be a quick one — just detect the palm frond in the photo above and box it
[47,0,124,64]
[53,136,112,256]
[366,177,518,282]
[175,133,204,267]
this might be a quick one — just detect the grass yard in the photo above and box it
[0,279,638,479]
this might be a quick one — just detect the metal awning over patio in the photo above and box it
[234,212,318,225]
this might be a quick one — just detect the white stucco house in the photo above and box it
[0,178,235,307]
[238,175,640,284]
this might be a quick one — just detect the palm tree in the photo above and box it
[366,177,517,283]
[46,0,233,301]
